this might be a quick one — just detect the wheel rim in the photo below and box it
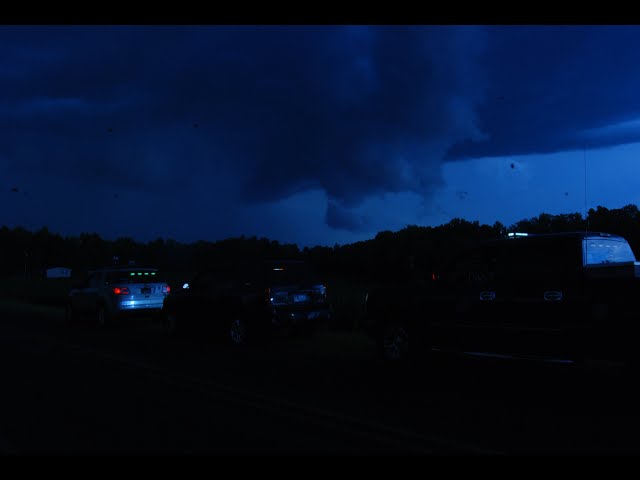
[383,325,409,360]
[230,318,247,345]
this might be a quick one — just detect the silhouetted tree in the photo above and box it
[3,204,640,281]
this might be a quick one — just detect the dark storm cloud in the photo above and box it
[325,200,369,233]
[447,25,640,160]
[4,25,639,240]
[233,26,489,210]
[1,25,489,234]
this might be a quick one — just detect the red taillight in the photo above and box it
[162,285,170,294]
[113,287,130,295]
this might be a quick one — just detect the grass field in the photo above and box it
[0,274,70,307]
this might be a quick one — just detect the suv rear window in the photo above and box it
[583,238,636,265]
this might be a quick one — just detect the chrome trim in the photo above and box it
[479,291,496,301]
[543,290,563,301]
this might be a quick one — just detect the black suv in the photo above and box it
[365,231,640,370]
[162,259,330,345]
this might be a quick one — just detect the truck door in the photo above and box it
[444,246,506,353]
[498,238,582,359]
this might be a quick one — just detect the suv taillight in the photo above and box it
[113,287,130,295]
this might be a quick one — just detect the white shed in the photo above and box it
[46,267,72,278]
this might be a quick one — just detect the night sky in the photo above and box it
[3,25,640,247]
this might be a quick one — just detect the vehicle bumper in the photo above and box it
[109,302,164,318]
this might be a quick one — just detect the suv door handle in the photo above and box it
[479,291,495,301]
[543,290,563,301]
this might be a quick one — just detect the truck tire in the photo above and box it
[64,302,77,325]
[164,310,178,335]
[379,322,411,363]
[229,316,249,346]
[96,305,109,328]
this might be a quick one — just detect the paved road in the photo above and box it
[2,300,640,455]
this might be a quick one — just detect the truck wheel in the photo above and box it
[64,303,76,325]
[380,322,410,362]
[96,306,108,327]
[164,311,178,335]
[229,316,248,346]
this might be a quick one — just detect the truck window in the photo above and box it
[583,238,636,265]
[454,247,496,284]
[497,238,581,281]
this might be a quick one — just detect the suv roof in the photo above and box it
[506,231,623,238]
[484,231,626,245]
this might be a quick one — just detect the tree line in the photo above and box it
[3,204,640,283]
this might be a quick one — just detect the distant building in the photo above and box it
[46,267,72,278]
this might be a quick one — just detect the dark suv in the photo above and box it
[162,259,331,345]
[365,231,640,370]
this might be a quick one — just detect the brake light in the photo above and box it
[113,287,130,295]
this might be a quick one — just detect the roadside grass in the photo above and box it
[0,275,70,307]
[0,296,64,318]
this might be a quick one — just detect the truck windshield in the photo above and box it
[583,238,636,265]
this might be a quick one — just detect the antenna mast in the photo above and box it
[584,143,588,233]
[584,143,589,266]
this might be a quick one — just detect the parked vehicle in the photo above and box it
[365,231,640,371]
[162,259,331,345]
[66,266,170,326]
